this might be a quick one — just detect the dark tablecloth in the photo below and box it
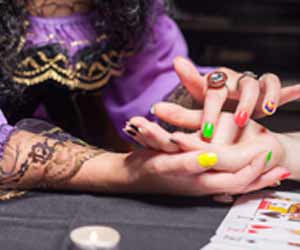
[1,110,300,250]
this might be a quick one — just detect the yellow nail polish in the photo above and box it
[197,153,218,168]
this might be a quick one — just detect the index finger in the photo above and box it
[173,57,207,101]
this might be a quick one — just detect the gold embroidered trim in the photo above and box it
[13,49,130,91]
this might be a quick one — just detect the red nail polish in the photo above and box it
[235,111,249,128]
[280,172,291,181]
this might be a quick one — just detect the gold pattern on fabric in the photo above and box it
[13,49,132,91]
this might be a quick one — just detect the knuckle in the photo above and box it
[148,122,158,132]
[209,89,227,100]
[227,179,246,193]
[172,131,185,140]
[181,157,192,173]
[218,66,231,73]
[149,158,163,175]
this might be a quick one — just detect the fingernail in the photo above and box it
[150,105,156,115]
[271,181,281,187]
[263,101,276,116]
[197,153,218,168]
[235,111,249,128]
[129,124,140,133]
[125,129,137,137]
[203,122,214,139]
[279,172,291,181]
[265,151,273,165]
[170,138,179,145]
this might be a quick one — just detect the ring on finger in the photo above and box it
[207,71,229,90]
[236,71,258,90]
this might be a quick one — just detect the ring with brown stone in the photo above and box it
[207,71,228,89]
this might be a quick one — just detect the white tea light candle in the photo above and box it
[70,226,121,250]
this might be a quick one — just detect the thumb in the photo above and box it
[174,57,207,102]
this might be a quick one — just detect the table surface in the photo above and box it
[1,110,300,250]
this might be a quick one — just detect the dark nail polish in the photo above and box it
[126,130,137,137]
[129,124,140,133]
[170,138,179,145]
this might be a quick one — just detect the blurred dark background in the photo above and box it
[166,0,300,87]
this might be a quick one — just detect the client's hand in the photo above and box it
[124,144,287,197]
[124,107,289,196]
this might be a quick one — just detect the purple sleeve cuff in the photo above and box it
[0,110,17,160]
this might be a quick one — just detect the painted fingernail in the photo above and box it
[170,138,179,145]
[271,181,281,187]
[150,105,156,115]
[279,172,291,181]
[265,151,273,165]
[203,122,214,139]
[263,101,276,116]
[235,111,249,128]
[125,129,137,137]
[129,124,140,133]
[197,153,218,168]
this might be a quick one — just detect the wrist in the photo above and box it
[274,132,300,179]
[72,151,133,193]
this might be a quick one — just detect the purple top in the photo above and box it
[0,110,17,160]
[24,5,215,139]
[27,12,100,57]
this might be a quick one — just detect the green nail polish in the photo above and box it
[203,122,214,139]
[266,151,273,164]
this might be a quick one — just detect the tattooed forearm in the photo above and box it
[0,130,106,189]
[27,0,94,17]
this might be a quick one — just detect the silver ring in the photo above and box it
[236,71,258,90]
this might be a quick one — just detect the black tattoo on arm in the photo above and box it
[0,130,106,190]
[165,84,199,110]
[159,84,201,132]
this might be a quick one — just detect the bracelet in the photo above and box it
[236,71,258,90]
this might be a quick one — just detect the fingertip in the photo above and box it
[197,152,218,169]
[202,121,215,139]
[150,104,156,115]
[262,100,277,116]
[234,111,249,128]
